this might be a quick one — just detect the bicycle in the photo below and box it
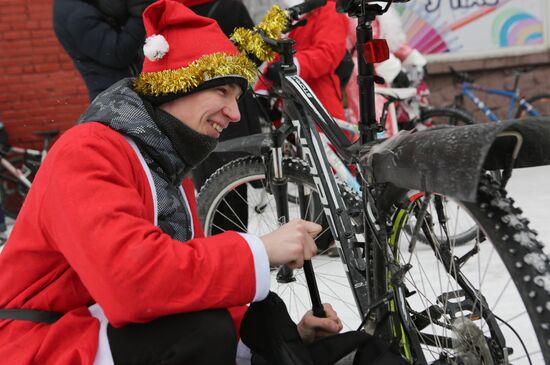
[451,66,550,122]
[198,1,550,364]
[0,122,58,219]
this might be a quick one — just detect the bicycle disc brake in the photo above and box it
[452,317,494,365]
[437,290,495,365]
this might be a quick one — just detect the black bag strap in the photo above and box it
[0,308,63,324]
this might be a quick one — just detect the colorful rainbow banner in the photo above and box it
[396,0,546,56]
[396,2,460,55]
[492,8,543,46]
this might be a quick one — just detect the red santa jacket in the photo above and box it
[0,123,261,364]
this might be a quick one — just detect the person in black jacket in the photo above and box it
[52,0,154,101]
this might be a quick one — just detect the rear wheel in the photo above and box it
[389,175,550,364]
[418,107,475,128]
[515,93,550,119]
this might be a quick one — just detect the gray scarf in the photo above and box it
[78,79,218,241]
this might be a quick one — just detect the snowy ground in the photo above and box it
[1,165,549,364]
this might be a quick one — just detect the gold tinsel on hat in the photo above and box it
[231,5,289,62]
[133,52,257,96]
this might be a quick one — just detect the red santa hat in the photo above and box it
[133,0,256,99]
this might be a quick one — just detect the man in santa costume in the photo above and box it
[0,1,342,364]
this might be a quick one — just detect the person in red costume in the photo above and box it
[256,0,349,123]
[0,1,342,364]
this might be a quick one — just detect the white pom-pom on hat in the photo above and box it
[143,34,169,61]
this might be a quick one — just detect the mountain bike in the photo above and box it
[198,1,550,363]
[451,66,550,122]
[0,122,58,218]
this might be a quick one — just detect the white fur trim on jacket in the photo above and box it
[143,34,169,61]
[238,232,270,302]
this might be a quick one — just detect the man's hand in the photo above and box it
[260,218,321,268]
[297,303,343,344]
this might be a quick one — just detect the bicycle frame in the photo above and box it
[275,71,370,310]
[460,81,541,122]
[264,2,427,359]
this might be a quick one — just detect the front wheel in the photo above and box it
[389,175,550,364]
[515,93,550,119]
[197,156,365,331]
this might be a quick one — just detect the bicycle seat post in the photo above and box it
[356,6,379,144]
[344,0,393,322]
[512,72,521,93]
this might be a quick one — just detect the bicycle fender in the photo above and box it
[363,117,550,202]
[212,133,273,155]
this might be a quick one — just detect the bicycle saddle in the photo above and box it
[375,87,417,101]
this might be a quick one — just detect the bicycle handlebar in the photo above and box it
[287,0,327,21]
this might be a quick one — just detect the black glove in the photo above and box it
[265,61,283,87]
[127,0,156,17]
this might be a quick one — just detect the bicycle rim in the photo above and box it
[389,176,549,364]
